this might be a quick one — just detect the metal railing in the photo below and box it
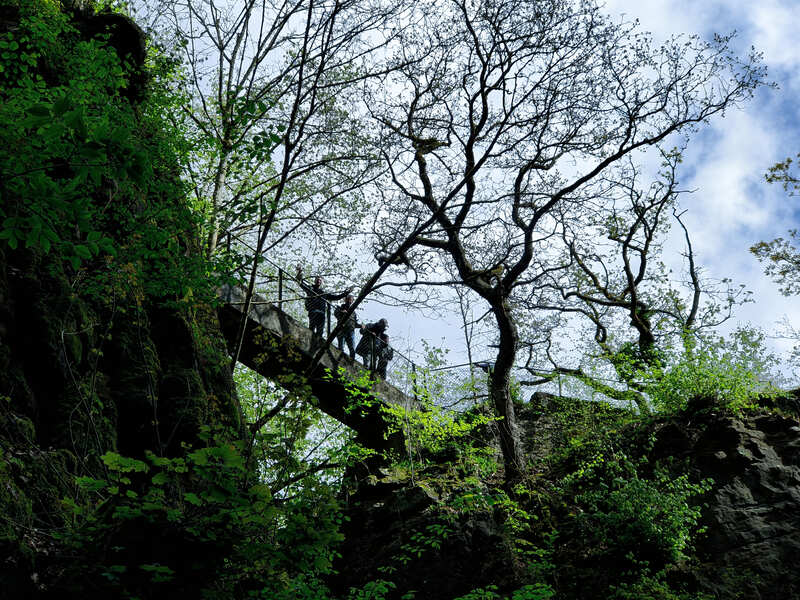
[226,235,706,413]
[224,233,492,409]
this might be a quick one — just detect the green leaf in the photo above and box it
[28,103,50,117]
[42,227,59,243]
[53,94,71,116]
[188,449,208,466]
[20,115,50,129]
[81,145,105,162]
[76,476,108,492]
[110,126,130,144]
[101,451,148,473]
[24,230,39,248]
[65,108,87,139]
[74,245,92,259]
[183,492,202,506]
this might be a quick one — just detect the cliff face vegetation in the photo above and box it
[0,1,242,595]
[2,2,800,600]
[331,395,800,600]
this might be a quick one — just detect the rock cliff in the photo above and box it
[331,395,800,600]
[660,401,800,599]
[0,3,239,596]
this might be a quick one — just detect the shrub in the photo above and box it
[646,327,782,413]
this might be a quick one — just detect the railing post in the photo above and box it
[327,303,332,338]
[278,268,283,306]
[412,363,417,402]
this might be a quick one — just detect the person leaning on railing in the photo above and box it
[375,333,393,378]
[356,318,388,371]
[295,266,351,337]
[334,294,359,359]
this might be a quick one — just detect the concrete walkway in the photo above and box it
[217,284,413,453]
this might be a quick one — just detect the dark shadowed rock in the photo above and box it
[683,412,800,599]
[333,397,800,600]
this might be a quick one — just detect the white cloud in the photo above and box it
[684,111,784,240]
[600,0,800,374]
[750,0,800,69]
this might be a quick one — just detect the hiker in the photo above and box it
[334,294,358,359]
[356,318,388,369]
[375,332,393,378]
[296,266,350,337]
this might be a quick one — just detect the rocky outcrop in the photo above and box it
[0,4,239,596]
[332,396,800,600]
[653,406,800,599]
[331,477,513,600]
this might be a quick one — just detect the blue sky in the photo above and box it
[599,0,800,366]
[302,0,800,378]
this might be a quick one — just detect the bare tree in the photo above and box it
[365,0,765,480]
[520,148,749,410]
[142,0,399,261]
[141,0,418,378]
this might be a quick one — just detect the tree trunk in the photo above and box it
[489,298,525,482]
[205,150,230,258]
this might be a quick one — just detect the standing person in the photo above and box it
[334,294,359,359]
[296,266,350,337]
[356,318,388,369]
[375,332,393,378]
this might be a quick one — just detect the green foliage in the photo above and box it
[533,404,718,599]
[557,431,712,596]
[346,579,398,600]
[383,399,497,460]
[392,520,453,567]
[233,365,381,598]
[453,586,503,600]
[0,0,225,309]
[765,152,800,195]
[750,229,800,296]
[324,363,498,474]
[645,328,781,413]
[58,426,345,598]
[1,0,133,266]
[608,569,712,600]
[327,365,383,416]
[751,152,800,296]
[237,363,364,497]
[452,584,554,600]
[448,481,556,595]
[608,342,665,388]
[574,464,710,564]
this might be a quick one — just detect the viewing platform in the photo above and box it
[217,284,415,453]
